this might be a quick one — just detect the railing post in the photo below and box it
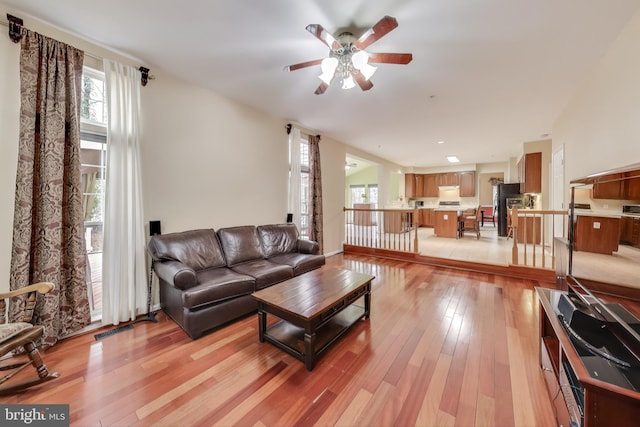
[414,207,419,253]
[511,207,519,265]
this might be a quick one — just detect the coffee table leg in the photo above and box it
[364,289,371,319]
[258,307,266,343]
[304,331,316,371]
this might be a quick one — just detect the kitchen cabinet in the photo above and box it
[591,173,624,199]
[414,174,425,197]
[625,176,640,200]
[620,216,640,247]
[434,210,459,238]
[515,214,541,244]
[384,211,412,233]
[437,172,459,187]
[518,152,542,194]
[419,208,434,227]
[574,215,620,255]
[423,174,438,197]
[458,171,476,197]
[405,173,415,198]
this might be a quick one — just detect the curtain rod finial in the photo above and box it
[139,66,150,86]
[286,124,292,135]
[7,14,23,43]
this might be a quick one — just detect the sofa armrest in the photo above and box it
[154,260,197,290]
[297,239,320,255]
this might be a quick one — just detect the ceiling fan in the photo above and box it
[286,16,413,95]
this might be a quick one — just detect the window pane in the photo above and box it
[81,66,107,320]
[81,71,107,125]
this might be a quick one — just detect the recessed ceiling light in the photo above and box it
[446,155,460,163]
[437,140,445,145]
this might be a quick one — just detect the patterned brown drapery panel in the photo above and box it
[308,134,324,253]
[10,29,91,348]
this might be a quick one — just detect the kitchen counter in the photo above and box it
[574,209,622,218]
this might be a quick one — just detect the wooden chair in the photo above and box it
[0,282,59,395]
[479,205,496,227]
[458,207,480,239]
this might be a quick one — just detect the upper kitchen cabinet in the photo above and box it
[423,174,438,197]
[624,173,640,200]
[458,171,476,197]
[518,152,542,194]
[405,173,425,198]
[437,172,459,186]
[591,173,624,199]
[414,174,425,197]
[405,173,415,198]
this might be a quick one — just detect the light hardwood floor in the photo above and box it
[419,225,640,290]
[6,253,562,426]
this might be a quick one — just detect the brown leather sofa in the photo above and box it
[147,224,325,338]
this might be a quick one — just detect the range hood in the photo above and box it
[438,185,460,190]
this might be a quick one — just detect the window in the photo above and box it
[299,137,311,239]
[80,66,107,319]
[289,134,310,239]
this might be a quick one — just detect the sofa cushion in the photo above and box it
[183,269,255,309]
[269,253,326,276]
[148,229,226,271]
[257,224,298,258]
[229,259,293,290]
[217,226,264,267]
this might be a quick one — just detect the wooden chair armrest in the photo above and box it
[0,282,54,300]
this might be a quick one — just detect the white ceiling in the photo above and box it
[4,0,640,167]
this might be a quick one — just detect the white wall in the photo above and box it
[140,69,288,232]
[554,9,640,185]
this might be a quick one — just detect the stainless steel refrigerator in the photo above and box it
[496,183,521,236]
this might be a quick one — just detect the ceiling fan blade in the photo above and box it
[306,24,343,51]
[314,82,329,95]
[351,71,373,91]
[354,16,399,50]
[285,58,323,72]
[368,53,413,65]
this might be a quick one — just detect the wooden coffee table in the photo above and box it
[252,267,374,370]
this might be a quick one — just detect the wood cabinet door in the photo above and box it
[625,177,640,200]
[620,217,634,244]
[414,174,425,197]
[423,174,438,197]
[575,216,620,254]
[436,172,458,186]
[522,152,542,193]
[458,171,476,196]
[592,173,624,199]
[405,173,415,198]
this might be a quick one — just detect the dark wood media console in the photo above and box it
[536,286,640,427]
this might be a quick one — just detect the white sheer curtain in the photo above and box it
[288,126,302,230]
[101,60,147,325]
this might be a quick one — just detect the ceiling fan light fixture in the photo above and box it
[351,50,377,80]
[342,74,356,90]
[318,57,338,84]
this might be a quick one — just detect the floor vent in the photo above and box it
[94,324,134,341]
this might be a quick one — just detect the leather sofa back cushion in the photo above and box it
[148,229,226,271]
[217,226,264,267]
[257,224,298,258]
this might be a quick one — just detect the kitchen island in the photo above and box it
[434,209,461,238]
[574,212,621,255]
